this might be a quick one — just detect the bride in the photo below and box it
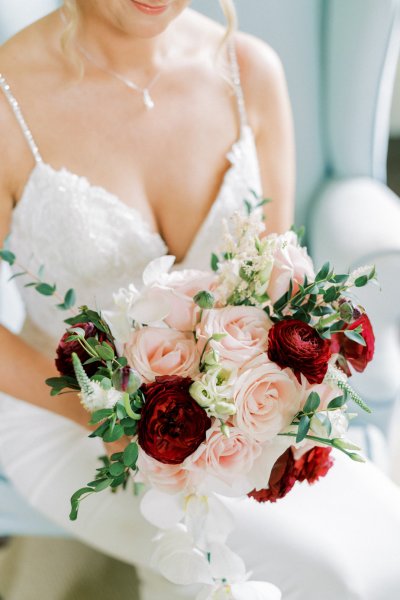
[1,1,400,598]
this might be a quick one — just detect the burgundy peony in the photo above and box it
[248,448,297,503]
[267,319,331,384]
[55,322,109,378]
[294,446,334,483]
[331,314,375,376]
[138,376,211,465]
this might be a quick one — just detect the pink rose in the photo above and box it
[267,232,315,304]
[125,327,199,383]
[196,306,271,365]
[192,425,262,488]
[151,270,216,331]
[234,356,303,443]
[137,449,198,494]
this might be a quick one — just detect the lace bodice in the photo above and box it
[0,49,262,342]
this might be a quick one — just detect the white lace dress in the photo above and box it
[1,66,400,600]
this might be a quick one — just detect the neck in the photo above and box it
[66,6,173,75]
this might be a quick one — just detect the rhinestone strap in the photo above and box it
[228,39,248,130]
[0,73,43,163]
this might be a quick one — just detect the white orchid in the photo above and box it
[102,255,176,348]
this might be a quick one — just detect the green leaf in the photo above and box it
[354,275,368,288]
[211,333,227,342]
[211,253,219,272]
[95,344,115,361]
[328,395,346,410]
[193,290,215,309]
[103,423,124,443]
[116,357,128,367]
[89,408,114,425]
[69,487,95,521]
[323,286,339,303]
[8,271,26,281]
[109,462,126,477]
[123,442,139,468]
[303,392,321,414]
[88,421,109,439]
[332,274,348,284]
[93,478,113,492]
[0,249,16,265]
[344,329,366,346]
[110,452,124,461]
[35,283,56,296]
[316,262,330,282]
[296,415,311,443]
[57,288,76,310]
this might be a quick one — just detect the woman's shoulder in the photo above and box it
[234,31,289,136]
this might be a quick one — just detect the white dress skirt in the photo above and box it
[1,358,400,600]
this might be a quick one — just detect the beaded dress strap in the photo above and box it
[0,74,43,163]
[228,38,248,131]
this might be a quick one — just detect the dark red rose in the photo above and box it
[294,446,334,483]
[138,376,211,465]
[248,448,297,503]
[55,322,109,378]
[267,319,332,384]
[331,314,375,375]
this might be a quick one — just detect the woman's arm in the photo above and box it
[237,34,296,233]
[0,143,89,428]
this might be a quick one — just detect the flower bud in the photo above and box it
[193,290,215,309]
[203,348,220,368]
[189,381,210,407]
[112,366,141,394]
[215,399,237,417]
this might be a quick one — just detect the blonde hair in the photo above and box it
[60,0,238,70]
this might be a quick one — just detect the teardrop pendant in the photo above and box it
[143,89,155,110]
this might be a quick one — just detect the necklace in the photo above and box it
[78,45,161,110]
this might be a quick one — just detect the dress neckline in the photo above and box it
[12,124,257,265]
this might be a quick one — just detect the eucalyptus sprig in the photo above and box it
[0,248,76,311]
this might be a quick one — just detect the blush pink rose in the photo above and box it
[196,306,271,365]
[151,270,216,331]
[192,425,262,487]
[137,449,198,494]
[125,327,199,383]
[267,232,315,304]
[233,356,303,443]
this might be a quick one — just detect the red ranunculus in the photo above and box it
[248,445,334,504]
[248,448,297,503]
[55,322,109,378]
[267,319,332,384]
[331,314,375,375]
[294,446,334,483]
[138,376,211,465]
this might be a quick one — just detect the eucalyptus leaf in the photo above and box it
[303,392,321,414]
[123,442,139,468]
[35,283,56,296]
[344,329,366,346]
[328,395,346,410]
[296,415,311,443]
[103,423,124,443]
[211,253,219,272]
[0,249,16,265]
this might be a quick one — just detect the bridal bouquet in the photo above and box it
[1,207,376,599]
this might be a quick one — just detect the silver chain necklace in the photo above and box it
[78,44,161,110]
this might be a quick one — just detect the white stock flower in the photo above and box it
[79,382,123,413]
[311,410,349,439]
[190,365,237,420]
